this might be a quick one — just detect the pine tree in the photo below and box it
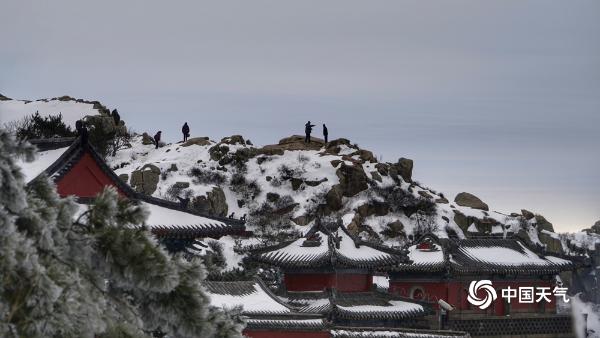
[0,129,244,338]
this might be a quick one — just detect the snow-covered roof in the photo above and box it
[20,137,246,240]
[204,280,294,316]
[16,145,71,183]
[253,221,407,269]
[331,329,470,338]
[392,234,573,275]
[282,289,430,321]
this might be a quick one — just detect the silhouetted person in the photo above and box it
[75,120,88,144]
[182,122,190,142]
[240,214,247,222]
[153,131,162,149]
[305,121,315,143]
[111,109,121,126]
[323,124,328,143]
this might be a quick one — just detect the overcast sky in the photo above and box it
[1,0,599,232]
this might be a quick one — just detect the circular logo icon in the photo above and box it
[467,280,497,310]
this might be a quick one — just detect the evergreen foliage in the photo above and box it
[0,130,244,338]
[15,112,77,140]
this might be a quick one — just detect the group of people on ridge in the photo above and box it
[305,121,328,144]
[152,122,190,149]
[153,121,328,149]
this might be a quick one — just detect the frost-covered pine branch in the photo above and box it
[0,129,244,338]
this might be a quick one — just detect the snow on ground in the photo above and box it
[1,98,100,128]
[15,146,70,182]
[572,296,600,338]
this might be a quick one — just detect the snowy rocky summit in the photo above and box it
[107,130,592,256]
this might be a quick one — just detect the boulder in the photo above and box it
[418,191,434,200]
[356,201,389,218]
[539,232,563,255]
[355,149,377,163]
[590,220,600,234]
[168,163,178,172]
[534,215,555,233]
[452,210,470,234]
[173,181,190,189]
[191,187,228,217]
[521,209,535,220]
[346,213,363,235]
[305,178,328,187]
[261,135,325,152]
[435,197,449,204]
[330,160,342,168]
[325,185,344,211]
[336,163,368,197]
[375,163,389,176]
[370,171,382,182]
[266,192,280,202]
[291,178,303,191]
[141,132,154,145]
[454,192,489,211]
[221,135,245,145]
[182,136,211,147]
[389,158,413,182]
[292,214,314,226]
[130,164,161,195]
[383,220,405,238]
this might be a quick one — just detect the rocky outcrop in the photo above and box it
[182,137,211,147]
[336,163,368,197]
[130,164,161,195]
[356,201,389,218]
[141,132,155,145]
[261,135,325,152]
[534,214,555,233]
[326,185,344,211]
[191,187,228,217]
[221,135,246,146]
[521,209,535,220]
[454,192,489,211]
[388,158,413,182]
[539,231,563,254]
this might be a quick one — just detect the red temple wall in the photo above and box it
[284,273,372,292]
[56,152,125,198]
[243,330,330,338]
[390,279,556,315]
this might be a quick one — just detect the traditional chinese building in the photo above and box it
[20,136,246,249]
[388,234,574,337]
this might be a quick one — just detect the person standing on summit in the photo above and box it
[182,122,190,142]
[323,124,328,144]
[153,131,162,149]
[305,121,315,143]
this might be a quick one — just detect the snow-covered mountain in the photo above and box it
[3,95,599,267]
[0,94,110,129]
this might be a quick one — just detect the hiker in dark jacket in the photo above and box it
[182,122,190,142]
[305,121,315,143]
[111,109,121,126]
[154,131,162,149]
[323,124,328,144]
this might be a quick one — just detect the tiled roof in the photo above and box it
[25,137,245,240]
[331,329,470,338]
[204,279,296,316]
[282,288,431,321]
[391,234,573,275]
[252,221,408,269]
[245,318,326,330]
